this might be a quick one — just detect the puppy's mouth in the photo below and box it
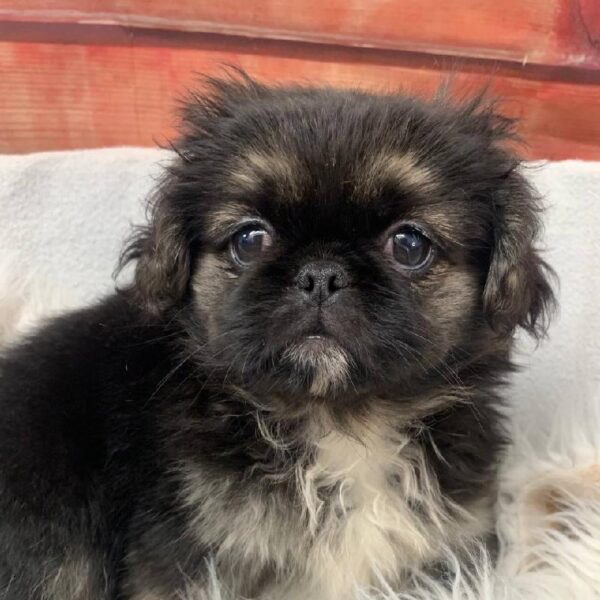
[303,333,332,346]
[282,331,341,356]
[280,333,351,397]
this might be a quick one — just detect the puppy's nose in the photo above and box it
[295,261,349,305]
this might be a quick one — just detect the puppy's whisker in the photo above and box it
[220,347,249,389]
[401,336,465,388]
[126,330,182,347]
[147,348,202,404]
[147,332,241,403]
[240,346,257,382]
[371,326,462,391]
[397,340,462,389]
[368,309,466,388]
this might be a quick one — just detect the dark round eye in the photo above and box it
[388,227,432,270]
[230,225,272,266]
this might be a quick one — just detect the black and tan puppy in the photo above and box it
[0,75,553,599]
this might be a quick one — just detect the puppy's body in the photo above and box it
[0,78,552,599]
[0,297,499,599]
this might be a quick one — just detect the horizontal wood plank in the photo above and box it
[1,36,599,159]
[0,0,598,69]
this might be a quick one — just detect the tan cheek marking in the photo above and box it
[420,266,480,348]
[193,253,236,338]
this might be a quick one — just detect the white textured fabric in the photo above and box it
[0,149,599,599]
[0,148,168,305]
[507,161,600,432]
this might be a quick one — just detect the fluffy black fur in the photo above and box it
[0,74,554,599]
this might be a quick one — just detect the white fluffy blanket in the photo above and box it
[1,150,599,599]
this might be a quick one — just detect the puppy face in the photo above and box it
[124,77,553,408]
[191,146,481,400]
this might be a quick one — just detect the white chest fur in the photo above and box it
[281,422,452,599]
[180,419,483,600]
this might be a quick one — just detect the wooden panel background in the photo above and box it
[0,0,599,159]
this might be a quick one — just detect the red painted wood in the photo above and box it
[0,0,598,69]
[1,37,599,159]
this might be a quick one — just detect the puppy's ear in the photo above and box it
[118,71,266,315]
[444,91,555,339]
[119,179,191,316]
[483,171,555,339]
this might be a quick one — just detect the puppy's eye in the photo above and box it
[386,227,432,270]
[230,225,272,266]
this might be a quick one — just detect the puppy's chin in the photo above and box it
[281,336,351,397]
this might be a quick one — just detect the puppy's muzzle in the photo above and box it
[295,260,349,306]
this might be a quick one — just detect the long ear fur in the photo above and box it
[118,177,191,316]
[117,70,273,315]
[439,89,556,339]
[483,168,555,339]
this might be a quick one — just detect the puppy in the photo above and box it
[0,75,553,600]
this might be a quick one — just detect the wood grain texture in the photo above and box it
[1,35,599,159]
[0,0,598,69]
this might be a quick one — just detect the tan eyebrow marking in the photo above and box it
[357,151,439,198]
[229,149,302,199]
[205,202,257,237]
[405,199,488,249]
[405,204,463,245]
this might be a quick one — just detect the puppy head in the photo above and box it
[122,76,554,407]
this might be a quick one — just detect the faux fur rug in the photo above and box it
[1,150,599,599]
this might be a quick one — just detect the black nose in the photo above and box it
[295,261,350,305]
